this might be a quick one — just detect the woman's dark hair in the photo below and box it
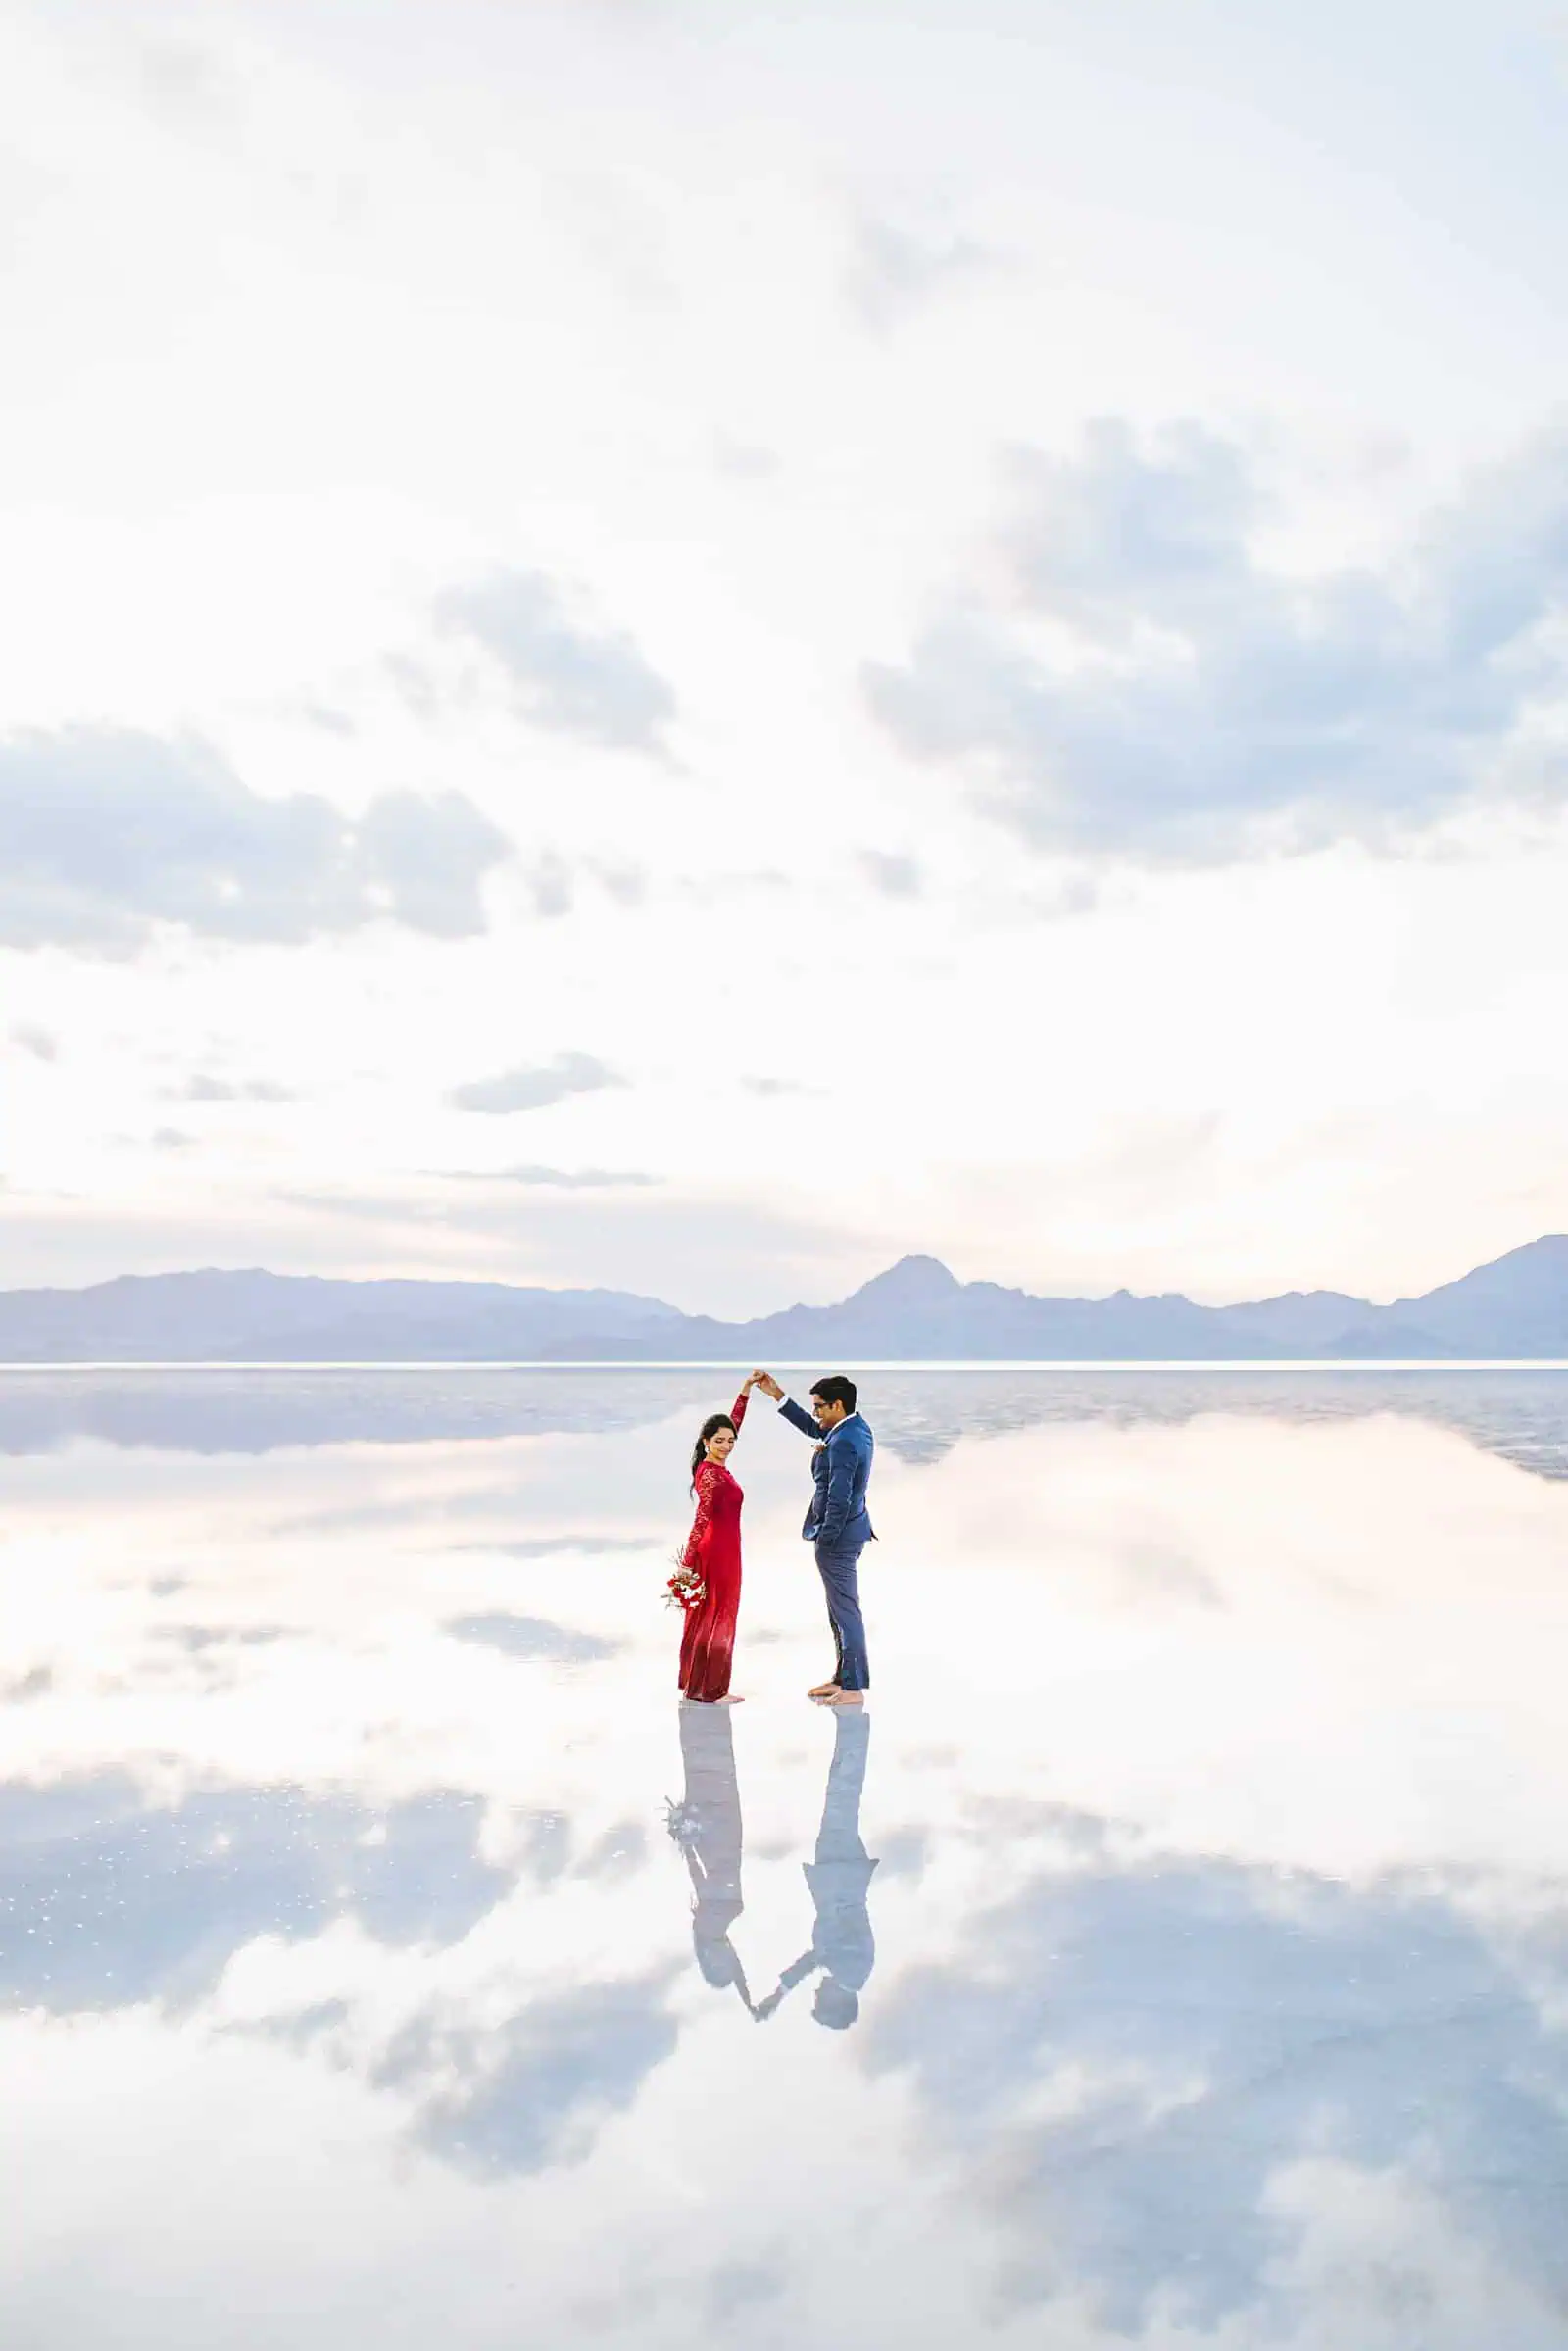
[690,1413,737,1489]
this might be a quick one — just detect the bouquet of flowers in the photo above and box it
[664,1549,707,1612]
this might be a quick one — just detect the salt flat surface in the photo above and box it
[3,1369,1568,2349]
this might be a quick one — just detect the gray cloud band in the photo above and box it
[865,418,1568,861]
[448,1052,624,1114]
[0,727,512,951]
[434,567,675,752]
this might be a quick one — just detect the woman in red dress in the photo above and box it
[679,1375,762,1704]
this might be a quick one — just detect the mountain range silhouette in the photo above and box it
[4,1235,1568,1359]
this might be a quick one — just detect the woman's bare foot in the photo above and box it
[808,1679,839,1698]
[714,1692,745,1704]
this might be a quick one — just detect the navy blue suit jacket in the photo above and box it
[778,1398,876,1549]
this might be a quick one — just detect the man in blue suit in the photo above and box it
[755,1370,874,1706]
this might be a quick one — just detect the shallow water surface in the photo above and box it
[3,1369,1568,2348]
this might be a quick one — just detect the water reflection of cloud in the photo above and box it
[5,1375,1568,2344]
[575,1822,648,1880]
[133,1623,297,1691]
[0,1775,516,2011]
[870,1370,1568,1486]
[153,1624,290,1652]
[238,1995,351,2051]
[702,2259,788,2324]
[467,1534,661,1558]
[0,1757,689,2197]
[570,2250,789,2336]
[1,1665,53,1703]
[0,1373,716,1458]
[446,1614,622,1664]
[868,1805,1568,2334]
[1118,1541,1224,1608]
[7,1369,1568,1494]
[382,1967,681,2177]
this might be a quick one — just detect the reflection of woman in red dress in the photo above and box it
[679,1376,762,1704]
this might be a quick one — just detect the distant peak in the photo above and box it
[852,1254,962,1302]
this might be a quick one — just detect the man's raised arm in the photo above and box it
[754,1370,818,1441]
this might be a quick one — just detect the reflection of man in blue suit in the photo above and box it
[755,1371,874,1704]
[756,1709,877,2030]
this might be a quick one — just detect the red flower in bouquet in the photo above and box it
[663,1550,707,1612]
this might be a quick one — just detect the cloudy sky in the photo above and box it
[6,0,1568,1316]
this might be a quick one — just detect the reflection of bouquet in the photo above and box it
[664,1795,701,1849]
[664,1550,707,1612]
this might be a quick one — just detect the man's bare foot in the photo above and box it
[808,1679,839,1698]
[821,1688,865,1706]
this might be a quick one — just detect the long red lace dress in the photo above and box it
[679,1391,750,1702]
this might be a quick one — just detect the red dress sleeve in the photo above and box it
[730,1392,749,1428]
[685,1461,719,1565]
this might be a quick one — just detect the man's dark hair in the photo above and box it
[810,1374,858,1413]
[813,1978,859,2030]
